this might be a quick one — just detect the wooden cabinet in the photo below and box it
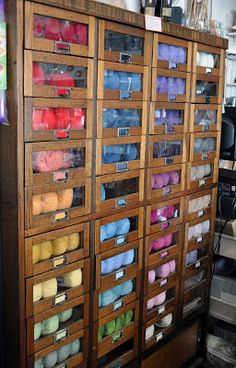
[0,1,227,368]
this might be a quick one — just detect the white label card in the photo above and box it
[156,332,163,343]
[145,15,162,32]
[115,269,124,280]
[158,306,165,314]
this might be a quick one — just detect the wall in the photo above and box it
[211,0,235,33]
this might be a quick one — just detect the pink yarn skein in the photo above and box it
[161,173,170,186]
[164,233,173,247]
[148,270,156,284]
[169,171,179,185]
[152,237,165,251]
[155,263,170,278]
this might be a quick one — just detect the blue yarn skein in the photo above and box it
[104,70,120,90]
[105,222,117,239]
[112,284,123,299]
[120,280,134,296]
[43,351,57,368]
[102,144,123,164]
[122,249,135,266]
[100,289,116,307]
[186,250,198,265]
[101,184,106,201]
[102,256,115,274]
[118,109,140,127]
[99,293,102,307]
[119,72,130,91]
[116,218,130,236]
[130,73,142,92]
[57,343,70,363]
[69,339,81,356]
[122,144,138,161]
[114,253,124,270]
[100,226,107,242]
[103,109,119,128]
[34,359,43,368]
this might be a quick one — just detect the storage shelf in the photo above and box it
[210,296,236,326]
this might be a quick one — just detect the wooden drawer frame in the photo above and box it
[184,214,215,252]
[25,2,95,57]
[185,187,217,223]
[25,140,92,186]
[148,134,187,167]
[147,164,186,201]
[144,255,180,295]
[192,42,225,77]
[190,103,222,133]
[98,20,149,65]
[152,34,192,72]
[143,283,178,323]
[95,207,144,254]
[145,225,183,267]
[96,136,146,175]
[25,222,89,277]
[25,178,91,231]
[97,61,149,101]
[24,50,93,99]
[183,286,208,318]
[191,72,223,104]
[27,293,89,355]
[27,327,89,368]
[186,158,218,191]
[97,100,147,138]
[183,263,209,294]
[189,131,220,162]
[142,306,176,351]
[151,68,191,102]
[93,271,140,321]
[146,196,184,235]
[95,239,142,290]
[26,258,90,317]
[96,170,144,213]
[24,98,93,142]
[94,300,139,357]
[149,102,188,135]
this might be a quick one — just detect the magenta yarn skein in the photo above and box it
[168,171,179,185]
[154,174,163,189]
[164,233,173,248]
[152,237,165,251]
[161,173,170,186]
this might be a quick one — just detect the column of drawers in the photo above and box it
[24,3,95,367]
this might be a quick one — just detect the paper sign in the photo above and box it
[145,15,162,32]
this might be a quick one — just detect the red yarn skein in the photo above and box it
[33,63,45,86]
[76,23,88,45]
[70,108,85,130]
[44,18,61,41]
[61,21,78,44]
[32,109,44,130]
[49,72,75,87]
[34,15,44,37]
[42,109,57,130]
[55,108,71,130]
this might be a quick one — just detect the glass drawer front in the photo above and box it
[156,77,186,95]
[32,187,85,216]
[196,81,217,97]
[188,220,211,241]
[158,43,187,64]
[104,70,142,92]
[154,108,184,129]
[150,204,179,226]
[32,148,85,173]
[33,61,87,89]
[102,143,140,164]
[152,170,180,191]
[101,248,137,276]
[185,247,208,266]
[105,30,143,56]
[101,177,139,201]
[103,108,141,129]
[98,308,134,342]
[188,194,211,214]
[194,109,216,127]
[197,52,219,69]
[100,215,138,243]
[153,141,182,159]
[191,164,213,181]
[32,107,86,132]
[33,14,88,46]
[99,278,136,309]
[194,137,216,153]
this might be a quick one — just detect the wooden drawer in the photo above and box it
[148,134,187,167]
[145,225,183,267]
[97,61,148,101]
[95,207,144,254]
[183,288,208,318]
[143,283,178,323]
[183,242,212,274]
[97,100,147,138]
[185,187,217,223]
[147,164,186,201]
[27,327,88,368]
[190,103,222,133]
[146,196,184,235]
[95,239,142,290]
[149,102,188,135]
[144,254,180,295]
[25,222,89,277]
[94,300,139,357]
[183,263,209,294]
[26,258,90,317]
[185,214,215,252]
[192,42,225,77]
[142,307,176,351]
[151,68,191,102]
[152,34,192,72]
[25,98,93,142]
[96,136,145,175]
[25,2,95,58]
[94,333,138,368]
[27,293,89,355]
[93,272,140,321]
[191,72,223,104]
[186,158,218,191]
[96,170,144,213]
[24,50,93,99]
[98,20,149,65]
[25,178,91,231]
[189,131,220,163]
[25,140,92,186]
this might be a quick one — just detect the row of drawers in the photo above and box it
[25,51,223,104]
[25,100,222,142]
[25,2,224,77]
